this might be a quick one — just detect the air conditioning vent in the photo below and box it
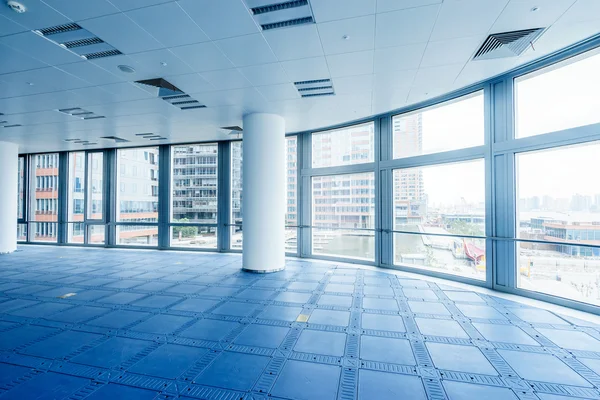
[63,37,104,49]
[82,115,106,120]
[251,0,308,15]
[221,126,243,132]
[100,136,130,143]
[473,28,545,60]
[172,100,200,106]
[294,78,335,98]
[37,22,82,36]
[83,49,122,60]
[262,16,313,31]
[181,105,207,110]
[3,124,21,128]
[135,133,155,136]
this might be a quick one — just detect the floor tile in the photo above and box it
[456,304,507,320]
[408,301,451,316]
[234,324,290,348]
[132,295,182,309]
[195,352,269,391]
[358,369,427,400]
[71,337,151,368]
[0,325,59,351]
[131,314,193,335]
[259,305,302,321]
[509,308,569,325]
[212,301,257,317]
[473,322,539,346]
[294,330,346,356]
[23,330,102,359]
[416,318,469,338]
[427,342,497,375]
[1,372,89,400]
[309,309,350,326]
[88,310,151,329]
[361,313,406,332]
[128,344,207,379]
[180,319,239,341]
[271,360,341,400]
[363,297,399,311]
[444,291,485,303]
[85,383,157,399]
[318,294,352,307]
[535,328,600,352]
[360,336,415,365]
[99,292,147,305]
[443,381,518,400]
[169,298,220,313]
[9,302,74,318]
[276,291,312,303]
[402,289,438,300]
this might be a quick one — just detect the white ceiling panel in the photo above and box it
[373,42,427,73]
[373,69,417,91]
[165,73,215,94]
[0,80,55,99]
[169,42,234,73]
[0,44,47,74]
[0,0,70,31]
[406,85,452,104]
[200,69,253,90]
[79,13,163,54]
[371,86,410,115]
[255,83,300,102]
[101,82,157,102]
[491,0,576,33]
[310,0,376,23]
[263,25,324,61]
[193,88,268,112]
[375,5,440,48]
[0,90,87,114]
[420,36,483,68]
[56,61,124,86]
[317,15,375,55]
[238,63,291,86]
[332,74,373,95]
[41,0,119,21]
[280,57,330,82]
[430,0,509,41]
[0,14,27,37]
[215,34,278,67]
[86,98,167,117]
[87,53,162,81]
[0,32,83,66]
[454,57,519,88]
[412,63,464,88]
[559,0,600,25]
[326,50,374,78]
[127,49,193,76]
[108,0,174,12]
[1,67,90,93]
[126,2,210,48]
[376,0,443,13]
[67,86,120,106]
[178,0,259,40]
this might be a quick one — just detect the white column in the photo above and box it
[242,113,286,273]
[0,142,19,254]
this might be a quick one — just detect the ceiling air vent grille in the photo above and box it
[262,16,313,31]
[473,28,545,60]
[83,49,122,60]
[57,108,106,120]
[3,124,22,128]
[251,0,308,15]
[63,37,104,49]
[181,104,207,110]
[136,78,207,110]
[294,78,335,98]
[37,22,82,36]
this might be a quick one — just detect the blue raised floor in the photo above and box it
[0,246,600,399]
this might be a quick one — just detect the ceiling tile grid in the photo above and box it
[0,0,596,152]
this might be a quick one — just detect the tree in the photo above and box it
[172,218,198,238]
[448,220,484,237]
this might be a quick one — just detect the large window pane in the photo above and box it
[31,154,59,243]
[312,122,374,168]
[515,49,600,138]
[312,172,375,260]
[171,144,218,224]
[393,92,484,159]
[117,148,159,223]
[230,142,243,250]
[88,225,105,245]
[67,222,84,244]
[517,142,600,304]
[68,152,85,224]
[171,226,217,249]
[18,156,24,220]
[117,225,158,246]
[17,223,27,241]
[87,152,103,220]
[393,160,485,279]
[286,137,298,227]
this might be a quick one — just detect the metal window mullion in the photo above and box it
[302,162,376,177]
[294,133,303,258]
[300,132,312,257]
[484,82,494,288]
[158,144,170,249]
[217,141,231,252]
[379,115,393,267]
[57,151,68,245]
[82,151,89,244]
[373,116,382,266]
[105,148,117,246]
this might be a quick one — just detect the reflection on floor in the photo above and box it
[0,246,600,399]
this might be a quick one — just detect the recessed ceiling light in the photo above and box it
[7,1,26,13]
[342,34,350,40]
[531,6,539,12]
[117,64,135,73]
[26,82,33,86]
[160,61,167,67]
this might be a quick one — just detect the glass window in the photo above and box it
[171,226,217,249]
[286,137,298,253]
[117,225,158,246]
[312,172,375,261]
[393,159,486,280]
[171,144,218,224]
[17,223,27,241]
[116,148,159,223]
[312,122,374,168]
[18,156,25,220]
[517,142,600,304]
[30,153,59,243]
[230,141,243,249]
[393,92,484,159]
[515,48,600,138]
[87,152,103,220]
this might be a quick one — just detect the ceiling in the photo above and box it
[0,0,599,153]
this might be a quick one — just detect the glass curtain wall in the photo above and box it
[29,153,60,243]
[116,147,159,246]
[17,156,26,241]
[170,143,218,249]
[286,136,298,253]
[230,141,243,250]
